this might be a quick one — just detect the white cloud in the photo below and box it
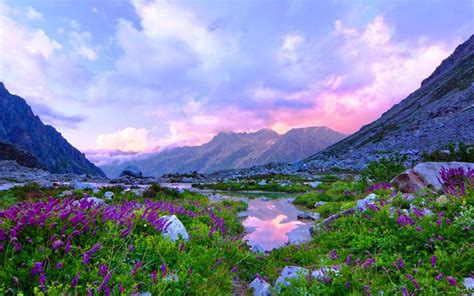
[69,31,98,60]
[96,127,160,152]
[277,33,305,63]
[25,7,42,21]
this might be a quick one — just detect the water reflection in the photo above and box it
[161,183,313,252]
[242,198,312,251]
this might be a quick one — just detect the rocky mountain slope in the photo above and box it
[301,34,474,170]
[0,83,106,177]
[101,127,345,177]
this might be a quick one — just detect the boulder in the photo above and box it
[104,191,114,200]
[120,166,143,178]
[306,181,321,188]
[297,211,321,221]
[161,215,189,241]
[391,162,474,193]
[70,181,95,190]
[314,201,326,208]
[275,266,337,291]
[464,277,474,291]
[249,277,272,296]
[59,190,74,198]
[74,197,105,207]
[355,193,377,211]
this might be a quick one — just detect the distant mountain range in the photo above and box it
[101,126,346,177]
[300,34,474,170]
[0,83,105,177]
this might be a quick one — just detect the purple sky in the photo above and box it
[0,0,472,165]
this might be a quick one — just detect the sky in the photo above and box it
[0,0,472,165]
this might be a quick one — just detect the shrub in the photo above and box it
[422,143,474,163]
[361,155,407,183]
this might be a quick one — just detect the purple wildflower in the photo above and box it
[151,270,158,283]
[211,258,223,270]
[398,258,405,269]
[98,263,108,276]
[161,262,167,277]
[330,249,338,260]
[31,262,43,275]
[345,254,352,266]
[70,272,80,288]
[406,274,420,289]
[52,239,63,250]
[39,273,46,291]
[230,266,238,273]
[99,271,113,291]
[446,276,457,286]
[131,260,141,275]
[431,256,437,268]
[128,244,135,252]
[436,273,443,281]
[56,262,63,269]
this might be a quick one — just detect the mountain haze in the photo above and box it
[101,127,345,177]
[0,83,106,177]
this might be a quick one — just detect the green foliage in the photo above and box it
[361,155,407,183]
[422,143,474,162]
[193,180,311,193]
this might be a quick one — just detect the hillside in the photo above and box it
[0,83,106,177]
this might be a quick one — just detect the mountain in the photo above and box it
[101,127,345,177]
[303,35,474,170]
[0,83,106,177]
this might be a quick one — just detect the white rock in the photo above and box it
[70,181,94,190]
[74,197,105,207]
[258,180,267,186]
[464,277,474,290]
[306,181,322,188]
[249,277,272,296]
[391,162,474,193]
[314,201,327,208]
[275,266,308,289]
[161,215,189,241]
[355,193,377,211]
[104,191,114,200]
[297,211,321,221]
[59,190,74,198]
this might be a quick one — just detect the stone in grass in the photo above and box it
[250,244,266,253]
[355,193,377,211]
[103,191,114,200]
[314,201,326,208]
[59,190,74,198]
[297,211,320,221]
[73,197,106,207]
[161,215,189,241]
[275,266,338,292]
[464,277,474,291]
[249,276,272,296]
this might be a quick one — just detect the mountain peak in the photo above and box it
[0,84,106,177]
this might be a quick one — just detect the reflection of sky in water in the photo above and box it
[161,184,312,251]
[242,199,312,251]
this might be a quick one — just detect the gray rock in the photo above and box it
[314,201,327,208]
[305,181,321,188]
[249,277,272,296]
[355,193,377,211]
[464,277,474,291]
[75,197,105,207]
[275,266,308,288]
[391,162,474,193]
[59,190,74,198]
[161,215,189,241]
[120,166,143,178]
[70,181,94,190]
[104,191,114,200]
[297,211,320,221]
